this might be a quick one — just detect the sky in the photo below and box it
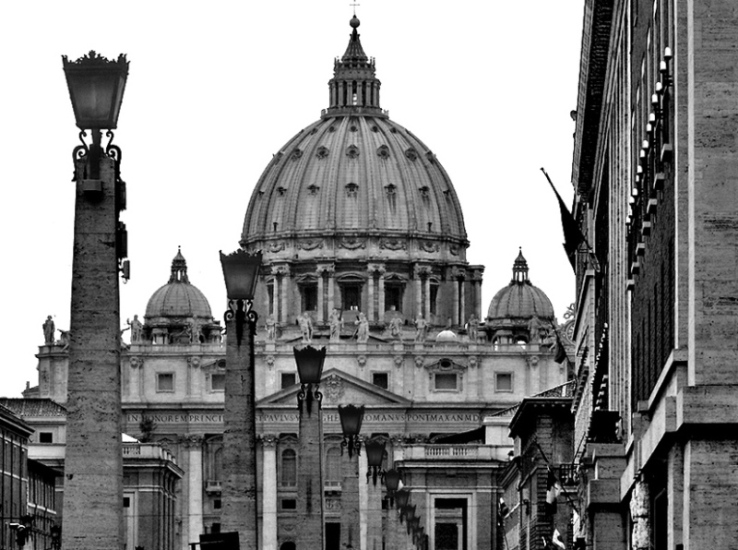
[0,1,584,398]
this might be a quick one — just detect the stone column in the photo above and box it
[317,270,325,324]
[322,264,335,315]
[281,267,291,324]
[297,395,325,549]
[62,155,124,550]
[365,463,383,550]
[459,276,466,325]
[424,277,431,320]
[378,273,386,321]
[262,435,279,550]
[222,305,258,549]
[187,435,204,545]
[367,271,375,323]
[359,451,369,550]
[453,275,460,325]
[341,449,361,549]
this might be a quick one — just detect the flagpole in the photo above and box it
[540,168,600,273]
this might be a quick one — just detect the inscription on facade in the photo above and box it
[127,412,480,424]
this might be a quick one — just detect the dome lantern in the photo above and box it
[325,16,383,116]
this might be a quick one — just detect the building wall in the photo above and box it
[570,0,738,549]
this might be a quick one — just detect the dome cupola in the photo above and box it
[486,250,555,343]
[143,249,221,344]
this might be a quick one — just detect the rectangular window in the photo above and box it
[211,523,221,534]
[430,283,439,315]
[39,432,53,444]
[213,499,222,510]
[281,373,296,389]
[372,372,389,389]
[281,499,297,510]
[496,372,513,392]
[301,284,318,312]
[210,374,226,392]
[342,284,362,310]
[434,373,458,391]
[157,373,174,393]
[384,284,403,312]
[123,497,130,508]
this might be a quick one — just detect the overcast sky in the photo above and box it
[0,1,584,397]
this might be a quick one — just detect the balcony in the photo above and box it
[401,444,495,461]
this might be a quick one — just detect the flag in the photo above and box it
[545,467,561,515]
[541,168,588,270]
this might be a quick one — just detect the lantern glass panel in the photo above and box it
[365,438,386,468]
[338,405,364,436]
[220,250,262,300]
[384,469,401,492]
[395,488,410,508]
[293,346,326,384]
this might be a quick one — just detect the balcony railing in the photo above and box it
[401,444,494,461]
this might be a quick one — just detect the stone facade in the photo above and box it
[569,1,738,549]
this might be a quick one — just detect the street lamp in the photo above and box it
[338,404,365,458]
[294,345,327,416]
[294,345,327,549]
[365,437,386,485]
[60,50,129,550]
[219,248,262,550]
[384,468,401,504]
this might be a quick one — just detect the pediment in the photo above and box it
[257,368,411,407]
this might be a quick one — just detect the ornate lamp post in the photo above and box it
[219,249,262,550]
[61,50,129,550]
[294,345,327,549]
[338,404,365,549]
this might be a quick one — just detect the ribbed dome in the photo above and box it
[487,250,555,323]
[145,249,213,321]
[241,17,468,263]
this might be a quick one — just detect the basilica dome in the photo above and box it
[241,16,468,264]
[145,249,213,321]
[487,250,555,328]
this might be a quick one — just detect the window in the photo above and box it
[213,499,222,510]
[430,282,439,315]
[372,372,389,389]
[123,497,130,508]
[341,283,362,310]
[281,449,297,487]
[281,499,297,510]
[281,373,296,389]
[496,373,513,392]
[384,283,403,312]
[268,283,275,315]
[434,373,458,391]
[157,373,174,392]
[39,432,53,444]
[210,374,225,392]
[325,448,341,487]
[211,523,221,534]
[301,284,318,312]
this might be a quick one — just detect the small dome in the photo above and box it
[487,250,554,324]
[436,330,458,343]
[145,249,213,321]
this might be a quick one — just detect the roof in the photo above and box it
[489,380,576,420]
[0,398,67,417]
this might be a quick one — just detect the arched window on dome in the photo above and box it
[430,280,439,316]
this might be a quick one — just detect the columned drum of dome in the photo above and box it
[241,17,483,332]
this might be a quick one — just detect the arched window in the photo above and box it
[281,449,297,487]
[325,447,341,487]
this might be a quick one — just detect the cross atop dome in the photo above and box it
[325,16,383,116]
